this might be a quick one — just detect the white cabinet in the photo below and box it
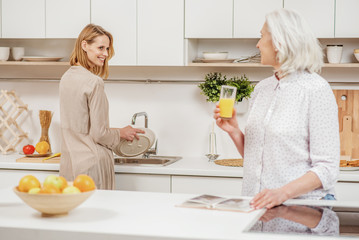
[1,0,45,38]
[185,0,232,38]
[91,0,136,65]
[335,0,359,38]
[335,182,359,201]
[171,175,243,195]
[233,0,282,38]
[284,0,335,38]
[46,0,90,38]
[0,170,58,189]
[138,0,184,66]
[115,173,171,193]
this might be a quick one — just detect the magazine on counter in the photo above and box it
[177,194,254,213]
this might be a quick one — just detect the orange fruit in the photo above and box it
[73,174,96,192]
[18,175,41,192]
[35,141,49,154]
[39,184,61,194]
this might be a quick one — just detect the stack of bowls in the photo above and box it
[203,52,228,60]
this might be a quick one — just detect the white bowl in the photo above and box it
[203,52,228,60]
[354,52,359,62]
[13,187,94,216]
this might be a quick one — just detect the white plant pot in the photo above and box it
[236,98,249,114]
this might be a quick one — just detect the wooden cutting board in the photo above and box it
[333,90,359,158]
[16,156,60,163]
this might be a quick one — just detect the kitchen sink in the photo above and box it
[114,156,181,167]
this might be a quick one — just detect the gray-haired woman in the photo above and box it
[214,8,339,209]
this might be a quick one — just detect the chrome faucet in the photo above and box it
[131,112,157,158]
[131,112,148,128]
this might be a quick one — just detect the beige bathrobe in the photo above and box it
[59,66,121,190]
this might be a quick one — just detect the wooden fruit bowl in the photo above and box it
[13,187,95,216]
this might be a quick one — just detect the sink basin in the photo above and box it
[114,156,181,167]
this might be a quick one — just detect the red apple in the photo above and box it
[23,144,35,154]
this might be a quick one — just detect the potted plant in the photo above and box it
[198,72,254,113]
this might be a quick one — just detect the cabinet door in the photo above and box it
[335,182,359,201]
[91,0,136,65]
[185,0,232,38]
[172,176,243,195]
[138,0,184,66]
[234,0,283,38]
[336,0,359,38]
[115,173,171,193]
[284,0,335,38]
[2,0,45,38]
[46,0,90,38]
[0,170,58,189]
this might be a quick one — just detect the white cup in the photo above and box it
[0,47,10,61]
[327,45,343,64]
[11,47,25,61]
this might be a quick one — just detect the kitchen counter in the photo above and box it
[1,153,359,182]
[0,187,357,240]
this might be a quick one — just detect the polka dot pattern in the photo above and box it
[242,71,340,199]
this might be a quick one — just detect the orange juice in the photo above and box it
[219,98,235,119]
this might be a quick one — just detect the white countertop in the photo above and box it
[1,153,359,182]
[0,188,355,240]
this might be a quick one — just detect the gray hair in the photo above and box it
[265,8,323,76]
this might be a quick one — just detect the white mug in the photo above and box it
[327,45,343,64]
[0,47,10,61]
[11,47,25,61]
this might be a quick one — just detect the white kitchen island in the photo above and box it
[0,188,357,240]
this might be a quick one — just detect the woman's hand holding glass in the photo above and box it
[213,104,239,134]
[120,125,145,141]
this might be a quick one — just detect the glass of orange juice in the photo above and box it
[219,85,237,119]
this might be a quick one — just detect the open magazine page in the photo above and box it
[214,198,253,212]
[178,194,254,213]
[186,194,226,206]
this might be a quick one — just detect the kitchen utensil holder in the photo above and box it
[0,90,28,154]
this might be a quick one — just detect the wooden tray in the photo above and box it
[16,156,60,163]
[214,158,243,167]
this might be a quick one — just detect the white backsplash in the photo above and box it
[0,81,247,158]
[1,65,359,158]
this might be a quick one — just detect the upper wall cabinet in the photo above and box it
[46,0,90,38]
[233,0,282,38]
[91,0,136,66]
[284,0,335,38]
[336,0,359,38]
[185,0,232,38]
[2,0,45,38]
[138,0,184,66]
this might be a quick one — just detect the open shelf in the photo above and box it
[0,61,69,66]
[188,62,359,68]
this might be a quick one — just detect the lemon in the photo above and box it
[35,141,49,154]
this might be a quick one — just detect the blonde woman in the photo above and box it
[214,9,339,208]
[60,24,144,190]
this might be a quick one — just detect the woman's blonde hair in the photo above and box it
[265,9,323,77]
[70,24,114,79]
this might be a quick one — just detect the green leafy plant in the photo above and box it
[198,72,254,102]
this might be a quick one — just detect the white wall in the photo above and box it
[1,66,359,159]
[0,79,247,158]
